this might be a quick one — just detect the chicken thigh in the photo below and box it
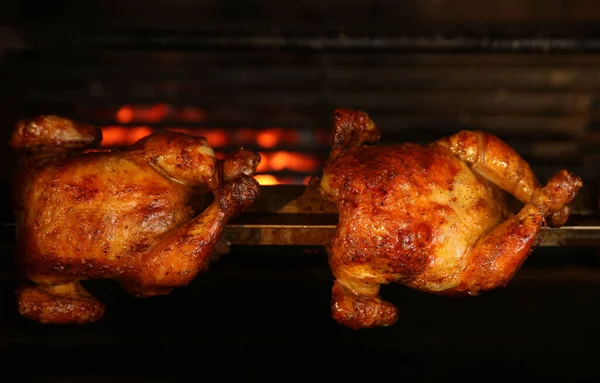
[319,109,583,330]
[10,115,260,324]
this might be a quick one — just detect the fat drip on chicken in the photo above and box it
[10,115,261,324]
[319,108,583,330]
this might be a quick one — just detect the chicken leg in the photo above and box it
[122,175,259,297]
[449,169,582,295]
[17,280,106,325]
[437,131,571,227]
[17,176,259,324]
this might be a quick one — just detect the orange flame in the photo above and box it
[115,104,207,124]
[101,126,154,146]
[253,174,282,185]
[257,151,320,173]
[256,151,269,172]
[256,128,283,148]
[116,106,133,124]
[106,104,323,185]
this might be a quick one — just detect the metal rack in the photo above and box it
[1,183,598,247]
[222,184,600,247]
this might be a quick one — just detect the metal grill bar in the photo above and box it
[75,33,600,53]
[222,184,600,246]
[224,218,600,247]
[0,183,598,247]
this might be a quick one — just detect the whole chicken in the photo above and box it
[10,115,260,324]
[319,109,583,330]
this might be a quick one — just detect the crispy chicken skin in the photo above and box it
[319,109,583,330]
[10,115,260,324]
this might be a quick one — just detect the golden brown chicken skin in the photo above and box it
[319,109,582,330]
[10,115,260,324]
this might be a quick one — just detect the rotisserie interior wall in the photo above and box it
[1,0,599,187]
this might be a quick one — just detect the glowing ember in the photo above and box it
[253,174,281,185]
[256,152,269,172]
[115,104,207,124]
[103,103,323,185]
[101,126,154,146]
[116,106,133,124]
[257,151,320,173]
[256,128,283,148]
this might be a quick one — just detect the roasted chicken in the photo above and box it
[319,109,583,330]
[10,115,260,324]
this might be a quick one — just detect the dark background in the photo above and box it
[1,1,600,381]
[2,245,600,381]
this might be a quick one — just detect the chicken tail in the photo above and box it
[329,108,381,159]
